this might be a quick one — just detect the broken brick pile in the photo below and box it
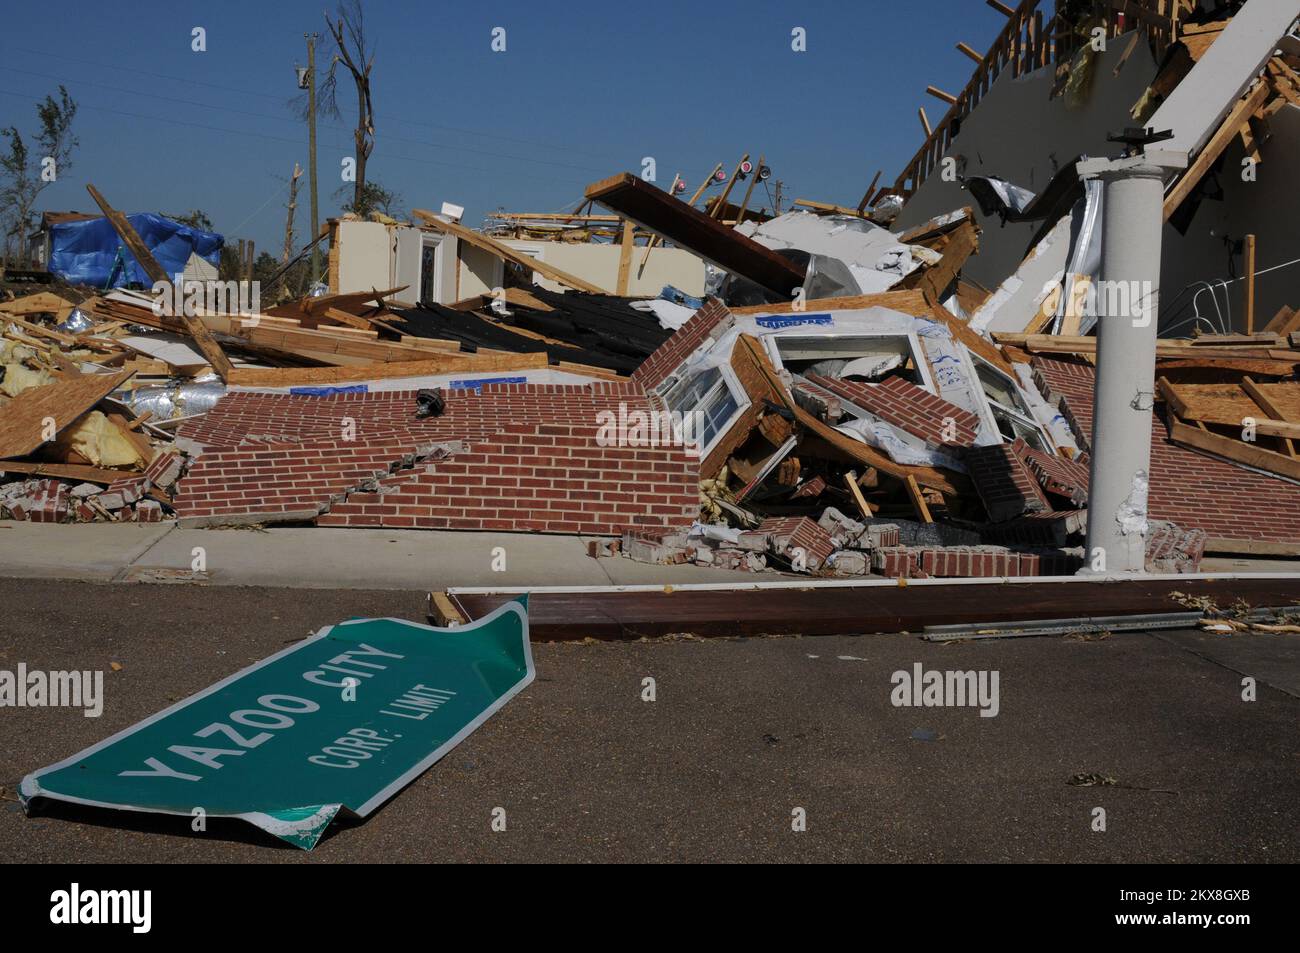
[0,450,183,524]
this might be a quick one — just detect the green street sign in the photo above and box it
[20,598,533,850]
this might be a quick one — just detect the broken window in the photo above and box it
[973,357,1049,451]
[656,364,748,456]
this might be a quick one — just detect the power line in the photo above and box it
[0,43,641,166]
[0,64,616,176]
[0,45,731,187]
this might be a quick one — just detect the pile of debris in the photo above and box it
[0,288,188,522]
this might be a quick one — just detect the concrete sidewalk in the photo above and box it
[0,522,757,590]
[0,522,1294,591]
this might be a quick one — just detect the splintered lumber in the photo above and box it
[85,185,168,285]
[1262,305,1300,334]
[732,335,967,497]
[86,184,234,381]
[412,211,606,294]
[297,286,409,317]
[843,471,876,518]
[729,289,929,317]
[911,220,979,302]
[0,369,134,459]
[0,292,78,321]
[904,474,935,523]
[584,173,807,298]
[616,220,635,295]
[225,352,548,387]
[792,198,872,218]
[447,287,557,313]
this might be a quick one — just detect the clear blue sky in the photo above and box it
[1,0,1006,254]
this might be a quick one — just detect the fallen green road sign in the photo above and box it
[20,599,532,849]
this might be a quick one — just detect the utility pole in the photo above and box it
[282,162,303,265]
[773,179,785,215]
[305,33,321,288]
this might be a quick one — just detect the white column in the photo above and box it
[1078,150,1185,573]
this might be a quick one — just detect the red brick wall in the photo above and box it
[965,439,1050,522]
[807,373,979,448]
[1031,356,1300,544]
[318,421,699,535]
[176,382,699,534]
[631,299,733,390]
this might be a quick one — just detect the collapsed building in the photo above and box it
[2,0,1299,587]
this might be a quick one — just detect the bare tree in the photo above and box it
[323,0,376,211]
[0,86,78,265]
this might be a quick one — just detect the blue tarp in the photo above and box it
[47,213,223,288]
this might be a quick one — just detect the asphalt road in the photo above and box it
[1,578,1297,863]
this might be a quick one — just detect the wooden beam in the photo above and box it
[412,210,607,294]
[0,459,146,483]
[427,591,468,627]
[729,289,929,318]
[1168,416,1300,481]
[915,219,979,303]
[904,474,935,523]
[843,470,876,518]
[616,219,635,295]
[986,0,1014,15]
[792,198,870,218]
[710,154,750,220]
[1162,80,1272,221]
[586,173,806,298]
[856,170,882,213]
[918,107,933,138]
[956,41,985,64]
[86,184,234,381]
[1242,376,1297,456]
[925,85,959,105]
[734,153,765,225]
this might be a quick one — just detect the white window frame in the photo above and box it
[970,355,1051,450]
[655,362,751,461]
[761,330,936,393]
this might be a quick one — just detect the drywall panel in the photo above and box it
[334,221,393,294]
[894,34,1159,291]
[1151,0,1300,157]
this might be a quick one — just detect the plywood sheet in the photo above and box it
[0,369,134,459]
